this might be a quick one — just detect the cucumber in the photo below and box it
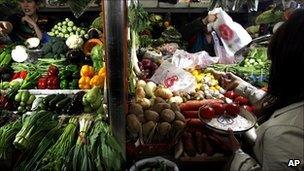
[15,92,23,102]
[43,94,57,107]
[26,95,36,105]
[55,97,71,109]
[21,91,30,103]
[49,94,66,109]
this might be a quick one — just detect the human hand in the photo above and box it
[22,16,37,27]
[202,14,217,25]
[220,72,244,90]
[0,22,10,36]
[208,128,241,152]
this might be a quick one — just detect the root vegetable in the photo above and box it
[137,98,151,109]
[172,120,186,133]
[168,96,183,104]
[157,122,172,136]
[182,132,196,157]
[195,131,205,155]
[144,110,159,122]
[144,81,157,98]
[174,111,185,121]
[170,102,180,112]
[153,103,171,114]
[182,111,198,118]
[161,109,175,123]
[127,114,142,134]
[136,80,146,88]
[137,114,145,123]
[135,87,146,99]
[179,99,223,111]
[129,103,143,116]
[154,97,166,104]
[142,121,156,137]
[154,87,173,99]
[203,135,215,156]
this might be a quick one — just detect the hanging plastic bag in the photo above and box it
[171,49,219,69]
[207,8,252,57]
[211,31,241,64]
[151,61,196,93]
[67,0,95,18]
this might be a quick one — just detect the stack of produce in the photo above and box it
[14,90,36,113]
[48,18,86,38]
[41,37,68,59]
[59,64,79,89]
[79,65,106,89]
[82,86,104,114]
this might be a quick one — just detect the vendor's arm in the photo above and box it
[0,21,13,36]
[234,81,266,105]
[22,16,43,40]
[180,17,207,40]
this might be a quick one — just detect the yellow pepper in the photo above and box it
[98,67,106,77]
[80,65,95,77]
[90,75,104,87]
[79,76,91,89]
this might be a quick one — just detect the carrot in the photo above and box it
[194,131,204,155]
[179,99,224,111]
[182,111,198,118]
[186,118,204,130]
[182,132,196,157]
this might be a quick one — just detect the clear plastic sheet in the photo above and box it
[67,0,95,18]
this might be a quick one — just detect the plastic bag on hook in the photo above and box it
[67,0,95,18]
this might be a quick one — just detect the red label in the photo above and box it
[219,24,234,41]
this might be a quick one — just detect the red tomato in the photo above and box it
[19,71,27,79]
[234,96,249,105]
[47,76,59,89]
[224,91,237,99]
[219,24,234,41]
[212,103,225,115]
[225,103,240,117]
[242,105,253,112]
[37,77,47,89]
[47,65,59,76]
[199,105,216,119]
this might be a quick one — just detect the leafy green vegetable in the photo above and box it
[91,45,104,71]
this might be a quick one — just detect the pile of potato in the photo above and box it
[127,97,186,144]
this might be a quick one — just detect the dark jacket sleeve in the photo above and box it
[180,17,207,40]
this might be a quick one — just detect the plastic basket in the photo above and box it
[129,156,179,171]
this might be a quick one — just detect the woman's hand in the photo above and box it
[22,16,37,28]
[209,128,241,152]
[0,21,12,36]
[202,14,217,25]
[207,69,244,90]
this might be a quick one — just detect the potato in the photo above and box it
[157,122,172,136]
[160,109,175,123]
[170,102,180,112]
[153,103,171,114]
[129,103,143,116]
[174,111,185,121]
[137,114,145,123]
[172,120,186,132]
[142,121,156,137]
[144,110,159,122]
[127,114,141,134]
[154,97,166,104]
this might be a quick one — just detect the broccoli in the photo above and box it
[52,41,68,54]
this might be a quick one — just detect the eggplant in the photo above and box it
[88,28,100,39]
[66,49,85,65]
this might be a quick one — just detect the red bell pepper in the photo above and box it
[47,76,59,89]
[47,65,59,77]
[37,76,47,89]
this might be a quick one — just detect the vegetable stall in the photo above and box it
[0,0,290,170]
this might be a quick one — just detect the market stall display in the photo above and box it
[0,0,284,170]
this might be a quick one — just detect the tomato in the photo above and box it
[219,24,234,41]
[37,77,47,89]
[234,96,249,105]
[47,65,59,76]
[224,91,237,99]
[199,105,216,119]
[212,103,225,115]
[242,105,253,112]
[19,71,27,79]
[47,76,59,89]
[225,103,240,117]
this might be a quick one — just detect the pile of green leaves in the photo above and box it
[41,37,68,59]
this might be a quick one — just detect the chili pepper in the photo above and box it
[48,65,59,76]
[47,76,59,89]
[19,71,27,79]
[12,72,20,80]
[60,80,69,89]
[69,79,78,89]
[37,76,47,89]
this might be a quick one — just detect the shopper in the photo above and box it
[212,9,304,171]
[180,14,217,55]
[0,0,50,42]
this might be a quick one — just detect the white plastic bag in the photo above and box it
[208,8,252,57]
[172,49,219,69]
[150,61,196,93]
